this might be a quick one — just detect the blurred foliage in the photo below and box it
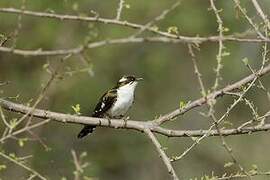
[0,0,270,179]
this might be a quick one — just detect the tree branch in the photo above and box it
[144,129,179,180]
[155,63,270,124]
[0,151,46,180]
[0,63,270,138]
[0,36,269,57]
[0,97,270,139]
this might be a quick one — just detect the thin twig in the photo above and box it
[0,7,269,46]
[210,0,225,91]
[71,150,82,180]
[233,0,266,40]
[251,0,270,31]
[155,63,270,125]
[131,1,181,37]
[115,0,124,20]
[0,36,269,57]
[144,129,179,180]
[0,119,51,142]
[0,151,46,180]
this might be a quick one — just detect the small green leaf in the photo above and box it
[42,63,49,69]
[251,164,258,170]
[0,164,6,171]
[191,137,199,142]
[9,118,18,129]
[224,161,234,168]
[19,140,24,147]
[221,51,230,57]
[167,26,179,34]
[72,3,79,11]
[71,104,81,115]
[80,151,87,158]
[242,57,249,65]
[223,121,233,126]
[223,27,230,32]
[179,101,186,110]
[151,25,159,31]
[18,138,28,147]
[9,153,16,159]
[161,146,168,151]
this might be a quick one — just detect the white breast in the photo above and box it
[108,82,137,117]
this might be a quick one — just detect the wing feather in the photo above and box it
[92,89,117,117]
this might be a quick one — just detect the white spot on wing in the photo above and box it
[101,102,105,108]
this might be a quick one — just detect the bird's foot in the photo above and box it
[257,118,265,128]
[123,116,130,120]
[107,118,111,127]
[123,116,129,127]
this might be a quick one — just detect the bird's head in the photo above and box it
[116,75,143,88]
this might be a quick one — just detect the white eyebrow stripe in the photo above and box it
[119,77,127,82]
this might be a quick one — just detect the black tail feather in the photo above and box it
[77,125,96,139]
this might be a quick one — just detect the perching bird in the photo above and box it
[77,75,143,139]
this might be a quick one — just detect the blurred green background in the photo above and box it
[1,0,270,179]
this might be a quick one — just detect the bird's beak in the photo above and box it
[136,77,143,81]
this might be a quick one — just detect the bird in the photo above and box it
[77,75,143,139]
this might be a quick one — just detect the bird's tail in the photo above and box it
[77,125,96,139]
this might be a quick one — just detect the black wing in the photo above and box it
[92,89,117,117]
